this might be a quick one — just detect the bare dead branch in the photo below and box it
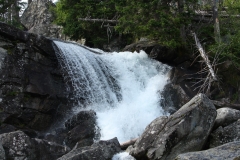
[79,18,118,23]
[211,100,240,110]
[192,32,218,81]
[120,138,138,150]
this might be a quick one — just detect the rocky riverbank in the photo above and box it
[0,22,240,160]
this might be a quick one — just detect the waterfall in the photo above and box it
[53,41,171,143]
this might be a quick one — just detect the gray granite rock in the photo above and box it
[175,141,240,160]
[21,0,64,39]
[210,119,240,148]
[128,94,217,160]
[214,107,240,129]
[0,131,36,160]
[58,137,121,160]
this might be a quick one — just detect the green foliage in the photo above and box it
[0,0,26,30]
[53,0,200,48]
[54,0,118,47]
[207,0,240,67]
[115,0,190,47]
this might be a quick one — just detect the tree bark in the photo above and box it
[178,0,186,44]
[28,0,32,4]
[120,138,138,150]
[192,32,218,81]
[213,0,221,42]
[211,100,240,110]
[11,0,20,22]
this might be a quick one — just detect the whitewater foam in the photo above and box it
[54,41,170,143]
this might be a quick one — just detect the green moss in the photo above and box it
[231,92,239,103]
[23,94,32,102]
[6,91,18,96]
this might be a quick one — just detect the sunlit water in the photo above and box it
[53,41,170,143]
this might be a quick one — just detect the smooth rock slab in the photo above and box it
[213,107,240,129]
[129,94,217,160]
[175,141,240,160]
[58,137,121,160]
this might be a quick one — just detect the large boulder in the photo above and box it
[0,22,69,131]
[58,137,121,160]
[175,141,240,160]
[128,94,217,160]
[213,107,240,129]
[64,110,97,148]
[0,130,70,160]
[0,131,36,160]
[210,119,240,148]
[21,0,64,39]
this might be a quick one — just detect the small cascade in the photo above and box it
[53,41,171,143]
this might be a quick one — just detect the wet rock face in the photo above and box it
[21,0,64,39]
[128,94,217,160]
[175,141,240,160]
[58,137,122,160]
[65,110,98,149]
[0,22,68,131]
[0,131,70,160]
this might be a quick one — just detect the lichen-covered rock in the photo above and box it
[0,130,70,160]
[21,0,64,39]
[0,142,5,160]
[210,119,240,148]
[128,94,217,160]
[0,131,36,160]
[58,137,121,160]
[0,22,69,131]
[213,107,240,129]
[175,141,240,160]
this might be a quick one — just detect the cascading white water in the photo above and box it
[53,41,171,143]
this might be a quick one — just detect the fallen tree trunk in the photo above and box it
[192,32,218,82]
[78,18,118,23]
[211,100,240,110]
[120,138,138,150]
